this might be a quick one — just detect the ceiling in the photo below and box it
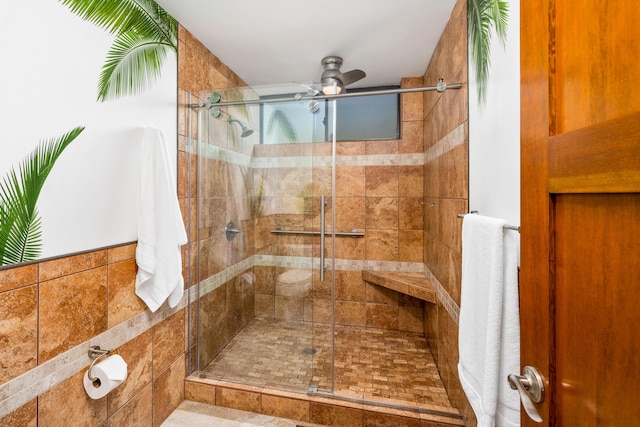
[155,0,459,92]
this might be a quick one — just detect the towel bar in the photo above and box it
[457,212,520,232]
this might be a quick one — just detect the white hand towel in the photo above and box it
[458,214,520,427]
[135,127,188,312]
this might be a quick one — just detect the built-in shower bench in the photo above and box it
[362,271,436,304]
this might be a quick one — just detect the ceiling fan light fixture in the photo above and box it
[321,77,343,95]
[319,56,365,95]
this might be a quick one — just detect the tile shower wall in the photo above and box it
[421,0,476,425]
[250,88,427,333]
[177,26,257,371]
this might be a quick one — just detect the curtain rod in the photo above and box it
[191,82,463,108]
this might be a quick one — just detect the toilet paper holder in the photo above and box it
[87,345,111,382]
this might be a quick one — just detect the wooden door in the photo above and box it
[520,0,640,425]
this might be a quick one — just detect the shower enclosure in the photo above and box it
[187,82,462,419]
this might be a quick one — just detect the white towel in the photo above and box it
[458,214,520,427]
[135,127,188,312]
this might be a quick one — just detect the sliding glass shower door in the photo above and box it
[190,86,337,395]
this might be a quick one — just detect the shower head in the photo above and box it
[228,117,254,138]
[208,106,254,138]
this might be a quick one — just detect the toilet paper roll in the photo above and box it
[83,354,128,400]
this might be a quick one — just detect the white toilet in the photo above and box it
[275,268,312,298]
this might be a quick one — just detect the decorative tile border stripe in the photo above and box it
[335,153,424,167]
[0,295,187,418]
[194,140,253,167]
[191,148,426,169]
[250,155,313,169]
[424,124,465,164]
[197,257,255,296]
[424,268,460,325]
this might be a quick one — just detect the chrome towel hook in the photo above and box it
[87,345,111,382]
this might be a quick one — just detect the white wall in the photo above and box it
[0,1,177,260]
[468,0,520,229]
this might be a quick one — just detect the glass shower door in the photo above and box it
[191,86,337,396]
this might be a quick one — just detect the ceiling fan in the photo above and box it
[319,56,366,95]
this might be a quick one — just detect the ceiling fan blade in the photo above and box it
[340,69,366,86]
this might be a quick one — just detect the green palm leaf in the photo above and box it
[58,0,177,44]
[0,127,84,266]
[468,0,509,104]
[98,32,173,101]
[58,0,177,101]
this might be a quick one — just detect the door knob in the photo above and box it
[508,365,544,423]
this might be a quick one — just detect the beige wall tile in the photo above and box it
[39,250,107,282]
[107,243,136,264]
[365,166,399,197]
[365,230,399,262]
[152,310,186,378]
[399,305,424,333]
[335,166,366,197]
[262,394,310,422]
[399,198,425,230]
[399,165,424,197]
[366,140,399,155]
[0,399,36,427]
[254,294,275,318]
[399,121,424,154]
[334,301,366,326]
[334,197,366,230]
[152,355,185,427]
[0,264,37,293]
[107,330,153,416]
[365,198,399,229]
[399,230,424,263]
[310,401,363,427]
[402,92,424,123]
[185,379,216,405]
[335,270,365,302]
[39,267,108,362]
[365,283,399,306]
[275,296,304,321]
[215,385,261,413]
[363,409,421,427]
[107,384,153,427]
[107,259,146,328]
[366,303,399,330]
[38,370,107,427]
[312,299,332,324]
[0,285,37,383]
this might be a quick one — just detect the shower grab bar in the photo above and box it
[270,228,365,237]
[457,212,520,232]
[320,195,326,281]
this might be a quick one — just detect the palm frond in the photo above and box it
[98,31,172,101]
[267,110,298,143]
[59,0,177,101]
[468,0,509,104]
[0,127,84,265]
[58,0,177,47]
[489,0,509,43]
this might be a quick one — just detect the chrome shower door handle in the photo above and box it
[508,365,545,423]
[319,195,326,281]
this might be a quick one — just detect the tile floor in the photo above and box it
[161,400,328,427]
[202,318,454,412]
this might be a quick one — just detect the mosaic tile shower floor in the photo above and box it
[202,318,454,411]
